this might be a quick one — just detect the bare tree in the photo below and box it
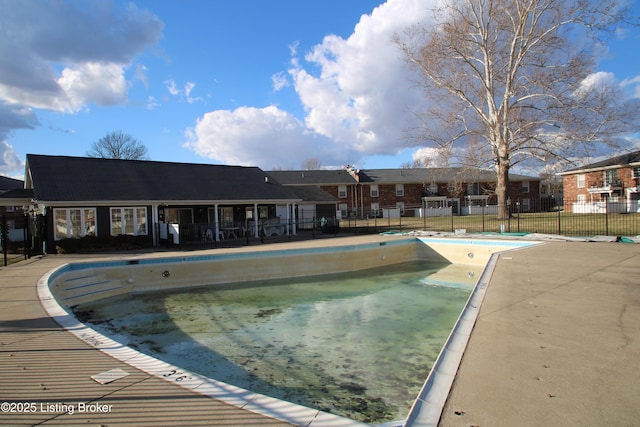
[301,157,322,170]
[87,131,149,160]
[397,0,638,218]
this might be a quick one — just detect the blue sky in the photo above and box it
[1,0,639,179]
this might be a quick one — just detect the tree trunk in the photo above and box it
[496,157,510,220]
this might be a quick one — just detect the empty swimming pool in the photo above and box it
[40,236,537,426]
[74,261,476,423]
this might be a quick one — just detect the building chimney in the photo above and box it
[343,164,360,182]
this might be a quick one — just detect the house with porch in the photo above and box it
[558,150,640,213]
[0,154,302,253]
[270,166,541,218]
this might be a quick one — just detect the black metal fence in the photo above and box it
[3,198,638,263]
[1,214,29,266]
[170,199,639,250]
[341,198,639,237]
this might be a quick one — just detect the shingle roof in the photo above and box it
[0,188,34,206]
[285,186,339,203]
[0,176,23,192]
[26,154,300,203]
[270,167,538,185]
[360,168,538,183]
[560,150,640,174]
[267,170,358,185]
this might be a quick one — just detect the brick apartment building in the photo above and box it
[270,166,541,218]
[559,150,640,213]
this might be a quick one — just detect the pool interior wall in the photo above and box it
[40,236,537,426]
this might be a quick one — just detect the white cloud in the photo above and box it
[0,0,162,175]
[184,82,196,97]
[0,102,39,137]
[0,62,129,113]
[287,0,431,154]
[576,71,618,95]
[165,79,202,103]
[165,79,180,96]
[621,75,640,98]
[412,147,441,164]
[271,72,290,92]
[145,96,160,110]
[184,105,354,169]
[0,140,24,176]
[0,103,39,175]
[187,0,432,168]
[0,1,162,112]
[135,64,150,88]
[186,0,637,170]
[58,63,129,111]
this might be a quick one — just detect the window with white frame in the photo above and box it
[53,208,96,240]
[396,202,405,215]
[338,203,348,218]
[604,169,619,186]
[577,174,585,188]
[338,185,347,198]
[370,202,380,217]
[110,207,147,236]
[632,166,640,178]
[395,184,404,197]
[370,184,379,197]
[522,181,530,193]
[577,194,586,203]
[521,198,531,212]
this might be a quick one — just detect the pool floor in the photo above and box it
[75,261,479,424]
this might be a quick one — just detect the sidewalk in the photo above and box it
[439,241,640,426]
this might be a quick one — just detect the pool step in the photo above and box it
[55,271,128,307]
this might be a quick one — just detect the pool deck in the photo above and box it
[1,235,639,426]
[439,239,640,427]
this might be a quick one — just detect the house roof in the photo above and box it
[24,154,300,204]
[285,186,339,204]
[267,170,358,185]
[360,168,538,183]
[0,188,34,206]
[0,176,23,192]
[270,167,538,185]
[559,150,640,175]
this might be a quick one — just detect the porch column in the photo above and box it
[253,203,259,237]
[214,204,221,242]
[152,204,159,246]
[285,203,290,235]
[291,203,297,235]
